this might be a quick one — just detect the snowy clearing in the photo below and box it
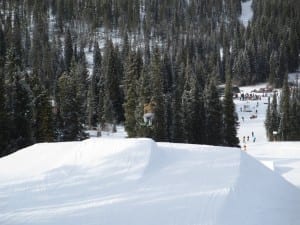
[236,83,300,188]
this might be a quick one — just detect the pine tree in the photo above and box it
[87,41,102,129]
[64,29,73,72]
[223,74,239,147]
[289,88,300,140]
[58,68,86,141]
[265,96,272,140]
[135,66,153,138]
[205,76,223,145]
[278,75,290,140]
[269,92,280,141]
[31,75,54,143]
[170,63,184,143]
[181,63,205,144]
[102,40,124,124]
[151,48,167,141]
[0,69,10,156]
[123,51,140,137]
[13,74,34,150]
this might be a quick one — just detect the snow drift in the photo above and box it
[0,138,300,225]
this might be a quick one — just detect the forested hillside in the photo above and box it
[0,0,299,156]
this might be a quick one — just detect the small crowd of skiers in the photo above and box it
[241,131,256,151]
[240,93,262,101]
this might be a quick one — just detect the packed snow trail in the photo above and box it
[1,138,300,225]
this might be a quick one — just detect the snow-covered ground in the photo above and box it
[0,83,300,225]
[236,84,300,188]
[1,138,300,225]
[239,0,253,27]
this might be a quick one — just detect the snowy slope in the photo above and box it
[236,84,300,188]
[1,138,300,225]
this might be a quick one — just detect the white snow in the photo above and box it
[239,0,253,27]
[0,83,300,225]
[236,83,300,188]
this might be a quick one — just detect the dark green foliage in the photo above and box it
[34,88,55,143]
[150,48,167,141]
[88,41,102,129]
[12,75,34,150]
[64,30,73,72]
[102,40,124,124]
[265,76,300,141]
[289,88,300,140]
[278,76,290,140]
[58,69,87,141]
[181,63,205,144]
[223,74,239,147]
[123,51,140,137]
[204,77,223,145]
[0,0,299,156]
[0,69,10,156]
[265,93,280,141]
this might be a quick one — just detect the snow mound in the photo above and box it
[0,139,300,225]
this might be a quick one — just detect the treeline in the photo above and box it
[0,0,299,156]
[122,48,239,147]
[265,77,300,141]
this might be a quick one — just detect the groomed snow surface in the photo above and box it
[0,83,300,225]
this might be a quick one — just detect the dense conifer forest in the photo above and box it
[0,0,299,156]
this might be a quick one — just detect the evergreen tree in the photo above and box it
[223,74,239,147]
[181,63,205,144]
[265,96,272,140]
[123,51,140,137]
[278,75,290,140]
[87,41,102,129]
[204,76,223,145]
[58,69,86,141]
[32,75,54,142]
[151,48,167,141]
[0,69,10,156]
[12,75,34,150]
[102,40,124,124]
[289,88,300,140]
[135,66,153,138]
[64,29,73,72]
[268,92,280,141]
[170,63,184,143]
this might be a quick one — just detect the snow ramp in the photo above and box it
[0,139,300,225]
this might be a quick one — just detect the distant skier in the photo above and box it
[247,136,249,141]
[253,137,256,143]
[252,131,254,137]
[243,136,246,143]
[243,144,247,151]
